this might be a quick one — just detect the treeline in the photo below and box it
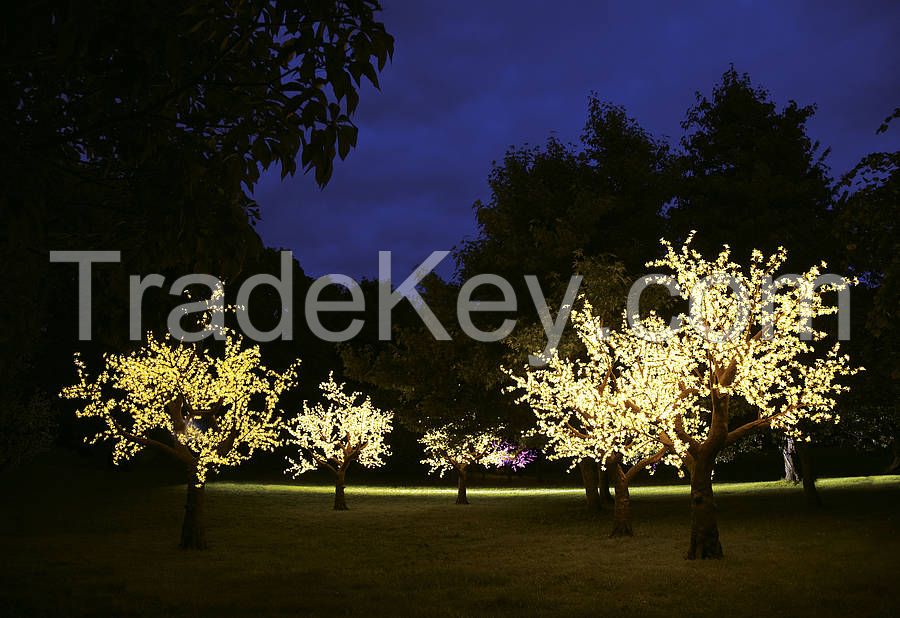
[340,69,899,484]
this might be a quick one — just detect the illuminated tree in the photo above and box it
[508,303,692,536]
[60,300,299,549]
[642,235,860,558]
[419,426,507,504]
[286,374,393,510]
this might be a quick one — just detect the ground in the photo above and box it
[1,456,898,617]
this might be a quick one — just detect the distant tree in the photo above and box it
[459,97,671,281]
[419,426,506,505]
[835,109,899,466]
[643,236,859,558]
[843,406,900,474]
[60,296,300,549]
[580,99,675,271]
[772,434,823,507]
[285,374,393,510]
[669,67,834,269]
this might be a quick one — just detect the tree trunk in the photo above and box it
[686,455,723,559]
[579,457,602,513]
[456,466,469,505]
[180,476,207,550]
[609,464,633,537]
[782,438,800,483]
[599,465,614,506]
[885,438,900,475]
[796,445,822,508]
[334,469,349,510]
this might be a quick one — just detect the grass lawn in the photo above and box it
[1,457,898,617]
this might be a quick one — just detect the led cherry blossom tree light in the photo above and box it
[641,234,860,559]
[419,426,507,504]
[61,295,300,549]
[508,302,694,537]
[285,374,393,510]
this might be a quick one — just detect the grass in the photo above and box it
[1,456,898,617]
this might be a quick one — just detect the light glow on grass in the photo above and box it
[213,474,900,498]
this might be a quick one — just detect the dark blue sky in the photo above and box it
[254,0,899,280]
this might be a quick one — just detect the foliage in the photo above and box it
[459,97,672,281]
[285,373,393,477]
[645,234,859,452]
[507,303,690,473]
[3,0,393,188]
[668,67,834,268]
[60,296,300,485]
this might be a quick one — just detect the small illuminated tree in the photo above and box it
[642,234,860,559]
[419,426,506,504]
[508,302,693,536]
[285,374,393,510]
[60,297,299,549]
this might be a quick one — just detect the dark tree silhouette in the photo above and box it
[834,108,900,471]
[668,67,834,268]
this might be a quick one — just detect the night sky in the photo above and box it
[254,0,899,281]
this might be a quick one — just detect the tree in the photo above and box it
[60,297,299,549]
[285,374,393,510]
[643,235,859,558]
[666,69,847,498]
[579,99,675,272]
[452,98,674,510]
[508,305,691,536]
[669,67,834,269]
[835,109,900,469]
[419,426,506,505]
[2,1,393,190]
[778,433,823,507]
[459,98,671,282]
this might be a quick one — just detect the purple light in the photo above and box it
[493,441,538,471]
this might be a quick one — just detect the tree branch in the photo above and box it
[111,419,195,467]
[726,404,799,446]
[624,445,670,483]
[673,414,700,451]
